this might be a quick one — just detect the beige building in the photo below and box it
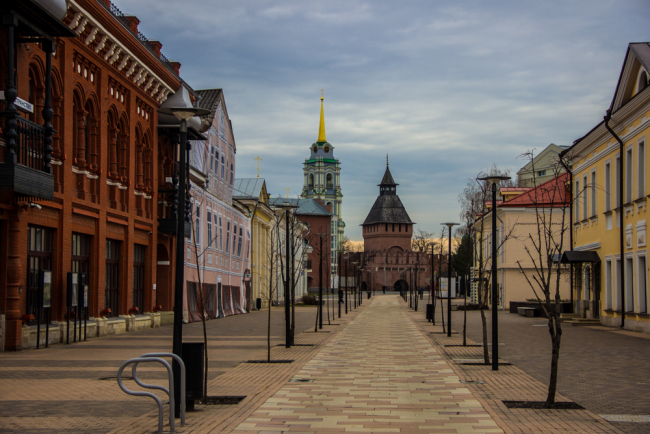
[517,143,567,187]
[474,174,572,309]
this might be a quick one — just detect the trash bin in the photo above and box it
[182,342,204,409]
[256,298,262,310]
[426,303,433,320]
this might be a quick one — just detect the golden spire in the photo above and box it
[386,154,389,166]
[317,90,326,143]
[254,156,262,178]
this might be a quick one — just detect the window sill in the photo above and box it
[634,197,647,204]
[603,210,613,216]
[636,312,650,318]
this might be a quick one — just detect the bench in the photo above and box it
[517,307,536,318]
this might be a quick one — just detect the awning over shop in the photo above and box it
[560,251,601,264]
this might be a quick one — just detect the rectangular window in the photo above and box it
[210,146,214,172]
[237,226,243,257]
[615,154,621,208]
[638,140,645,198]
[197,206,202,247]
[27,226,53,322]
[638,254,647,314]
[626,256,634,312]
[232,223,237,254]
[582,175,588,220]
[219,216,223,251]
[537,170,546,177]
[605,161,611,212]
[105,239,121,317]
[226,221,230,254]
[605,259,613,310]
[575,180,580,223]
[626,147,633,204]
[221,155,225,179]
[591,170,597,217]
[133,244,145,313]
[230,163,234,185]
[207,210,212,248]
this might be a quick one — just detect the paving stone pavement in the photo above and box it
[234,295,503,433]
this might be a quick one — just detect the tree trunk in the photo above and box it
[463,283,467,346]
[545,308,562,407]
[480,306,489,364]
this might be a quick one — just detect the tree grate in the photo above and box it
[503,401,584,410]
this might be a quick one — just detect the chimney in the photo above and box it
[169,60,181,75]
[149,40,162,58]
[124,15,140,34]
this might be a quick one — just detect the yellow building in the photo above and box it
[233,178,274,309]
[562,43,650,332]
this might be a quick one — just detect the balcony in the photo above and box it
[0,117,54,201]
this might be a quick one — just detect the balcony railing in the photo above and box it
[15,117,46,171]
[0,115,54,201]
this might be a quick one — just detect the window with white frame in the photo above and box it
[615,154,621,208]
[638,139,645,198]
[605,161,611,212]
[626,147,633,204]
[226,220,231,254]
[575,179,580,223]
[591,170,597,217]
[237,226,243,257]
[207,210,213,248]
[626,255,634,312]
[582,175,588,221]
[232,222,237,254]
[219,215,223,251]
[195,205,201,247]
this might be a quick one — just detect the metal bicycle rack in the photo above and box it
[117,353,186,433]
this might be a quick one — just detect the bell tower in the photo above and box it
[302,92,344,276]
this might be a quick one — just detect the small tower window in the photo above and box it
[309,174,314,190]
[326,173,333,189]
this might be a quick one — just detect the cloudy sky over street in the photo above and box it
[124,0,649,240]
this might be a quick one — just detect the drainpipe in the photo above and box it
[604,109,625,329]
[558,154,574,307]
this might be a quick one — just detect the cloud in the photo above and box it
[121,0,650,239]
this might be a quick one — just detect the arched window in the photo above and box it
[308,173,314,190]
[326,173,333,189]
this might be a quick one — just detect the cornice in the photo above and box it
[66,0,176,104]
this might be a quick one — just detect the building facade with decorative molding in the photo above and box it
[0,0,222,350]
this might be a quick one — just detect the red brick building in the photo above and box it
[355,163,438,293]
[0,0,198,350]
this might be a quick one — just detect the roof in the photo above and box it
[196,89,222,121]
[516,143,564,175]
[268,198,331,216]
[362,195,413,225]
[499,173,570,207]
[233,178,265,200]
[380,166,397,186]
[561,251,601,263]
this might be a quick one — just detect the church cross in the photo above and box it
[254,156,262,178]
[285,188,291,198]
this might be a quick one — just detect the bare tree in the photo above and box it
[514,151,571,407]
[412,229,434,252]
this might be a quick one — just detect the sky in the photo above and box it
[122,0,650,241]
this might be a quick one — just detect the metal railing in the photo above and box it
[14,117,46,171]
[117,353,186,433]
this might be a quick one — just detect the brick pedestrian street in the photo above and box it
[0,295,635,433]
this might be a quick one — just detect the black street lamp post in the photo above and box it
[157,105,209,415]
[477,175,510,371]
[280,202,298,348]
[442,223,459,337]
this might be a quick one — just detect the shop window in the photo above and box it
[27,226,53,322]
[133,244,146,313]
[105,240,121,317]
